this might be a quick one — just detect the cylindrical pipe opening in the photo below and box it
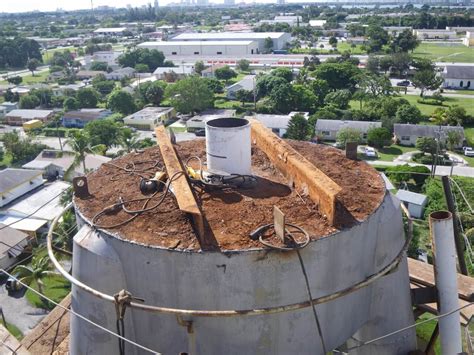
[207,117,249,128]
[429,211,452,221]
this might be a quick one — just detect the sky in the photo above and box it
[2,0,153,13]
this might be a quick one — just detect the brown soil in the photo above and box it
[74,140,385,251]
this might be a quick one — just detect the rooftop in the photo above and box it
[251,114,292,129]
[443,65,474,79]
[124,107,175,121]
[75,139,385,251]
[395,190,428,206]
[394,123,465,137]
[140,40,257,46]
[0,169,42,194]
[315,119,382,131]
[5,109,53,119]
[94,27,127,32]
[0,223,28,256]
[171,32,288,40]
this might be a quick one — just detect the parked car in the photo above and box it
[396,80,410,87]
[5,275,24,294]
[364,146,378,158]
[464,147,474,157]
[194,129,206,137]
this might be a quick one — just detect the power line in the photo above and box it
[0,268,161,355]
[345,302,474,352]
[449,177,473,214]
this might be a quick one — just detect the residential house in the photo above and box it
[201,64,226,78]
[123,107,176,130]
[22,149,111,179]
[463,31,474,47]
[105,67,136,80]
[153,66,194,81]
[226,75,255,99]
[0,224,29,269]
[413,29,457,40]
[51,83,86,97]
[93,28,127,37]
[394,123,465,148]
[315,120,382,142]
[86,50,123,69]
[62,109,113,128]
[0,169,44,208]
[248,112,309,137]
[395,190,428,219]
[76,70,107,80]
[442,65,474,90]
[0,102,18,118]
[309,20,327,28]
[0,181,70,234]
[186,109,236,131]
[4,109,54,126]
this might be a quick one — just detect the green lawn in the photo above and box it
[0,70,50,85]
[413,42,474,63]
[416,312,441,354]
[42,46,76,63]
[465,126,474,146]
[400,95,474,116]
[3,321,23,340]
[376,144,418,161]
[26,276,71,310]
[336,42,366,55]
[446,89,474,96]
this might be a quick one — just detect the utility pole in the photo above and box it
[441,175,468,275]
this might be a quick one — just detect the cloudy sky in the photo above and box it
[2,0,154,13]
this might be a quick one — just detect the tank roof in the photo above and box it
[74,140,385,251]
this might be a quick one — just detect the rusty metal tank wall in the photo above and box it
[70,192,416,354]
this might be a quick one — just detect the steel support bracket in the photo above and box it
[411,286,438,306]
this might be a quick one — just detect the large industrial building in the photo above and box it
[138,40,260,56]
[169,32,291,51]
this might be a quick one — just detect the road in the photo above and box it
[367,160,474,178]
[389,78,474,99]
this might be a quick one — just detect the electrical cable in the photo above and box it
[449,177,473,214]
[345,302,474,352]
[0,268,161,355]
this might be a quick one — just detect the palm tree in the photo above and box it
[65,131,99,176]
[13,256,60,295]
[118,129,141,155]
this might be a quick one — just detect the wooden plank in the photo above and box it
[250,119,342,225]
[0,324,30,355]
[408,258,474,301]
[155,126,205,239]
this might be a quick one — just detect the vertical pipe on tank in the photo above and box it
[429,211,462,355]
[205,117,251,175]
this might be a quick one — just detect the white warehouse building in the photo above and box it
[169,32,291,51]
[138,40,260,56]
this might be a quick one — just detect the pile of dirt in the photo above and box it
[74,139,385,251]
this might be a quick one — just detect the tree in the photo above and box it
[357,73,392,98]
[236,59,250,72]
[336,127,361,145]
[392,29,420,53]
[396,104,422,124]
[4,89,19,102]
[444,105,469,126]
[285,114,309,141]
[134,63,150,73]
[313,62,360,92]
[194,61,206,75]
[76,88,99,108]
[145,83,165,105]
[235,89,253,106]
[390,52,412,77]
[2,131,47,164]
[93,80,115,96]
[416,137,438,157]
[66,131,98,173]
[269,83,294,113]
[118,48,165,72]
[329,36,338,48]
[90,61,109,71]
[107,90,136,115]
[13,256,60,297]
[214,66,237,84]
[324,89,352,109]
[202,77,224,94]
[366,24,389,53]
[256,75,287,98]
[118,129,141,155]
[446,130,462,151]
[367,127,392,148]
[165,76,214,114]
[264,37,274,53]
[379,56,393,74]
[7,76,22,85]
[292,85,317,112]
[412,69,443,98]
[63,97,79,111]
[310,79,330,106]
[366,56,380,74]
[84,119,121,150]
[19,94,40,109]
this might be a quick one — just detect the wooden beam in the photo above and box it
[249,119,342,225]
[155,125,205,239]
[0,324,30,355]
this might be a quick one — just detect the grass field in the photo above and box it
[399,95,474,116]
[376,144,418,161]
[0,70,49,85]
[416,312,441,354]
[413,42,474,63]
[42,46,76,63]
[26,276,71,310]
[3,322,23,340]
[336,42,366,55]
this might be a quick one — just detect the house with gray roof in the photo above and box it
[442,65,474,90]
[0,224,29,269]
[105,67,136,81]
[395,190,428,219]
[315,119,382,142]
[394,123,465,148]
[4,109,54,126]
[62,108,113,128]
[226,75,255,99]
[0,169,44,208]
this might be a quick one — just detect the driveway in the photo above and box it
[0,279,47,335]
